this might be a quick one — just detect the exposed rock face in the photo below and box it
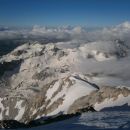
[0,42,130,124]
[68,86,130,114]
[32,67,55,80]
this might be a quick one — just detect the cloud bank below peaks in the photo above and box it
[0,21,130,45]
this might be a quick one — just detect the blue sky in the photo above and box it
[0,0,130,27]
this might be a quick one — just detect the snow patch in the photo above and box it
[48,76,97,116]
[46,81,60,100]
[15,100,25,120]
[0,98,5,120]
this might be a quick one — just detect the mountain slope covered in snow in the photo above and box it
[0,41,130,123]
[0,22,130,129]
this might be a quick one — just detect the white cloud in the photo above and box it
[0,21,130,44]
[116,21,130,29]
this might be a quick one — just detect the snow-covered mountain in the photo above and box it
[0,40,130,127]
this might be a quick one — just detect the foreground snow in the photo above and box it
[6,111,130,130]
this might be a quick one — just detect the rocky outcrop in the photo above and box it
[68,86,130,114]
